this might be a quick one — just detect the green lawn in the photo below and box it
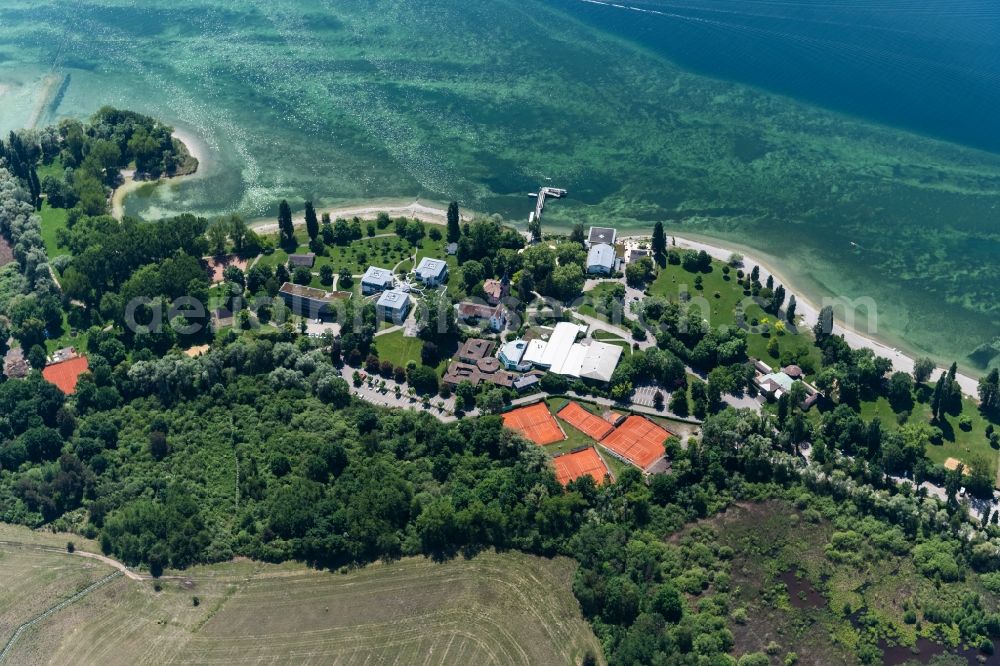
[373,330,455,374]
[44,309,89,354]
[39,203,69,258]
[649,258,822,376]
[747,328,821,377]
[37,158,70,258]
[35,158,64,182]
[578,282,627,324]
[591,329,624,341]
[257,235,416,276]
[373,330,423,369]
[649,261,747,328]
[861,394,998,478]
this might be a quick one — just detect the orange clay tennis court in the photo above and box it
[558,402,615,441]
[600,416,672,470]
[502,402,565,445]
[42,357,89,395]
[552,447,610,486]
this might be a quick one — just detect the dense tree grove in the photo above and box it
[0,164,60,352]
[33,108,196,222]
[3,332,1000,663]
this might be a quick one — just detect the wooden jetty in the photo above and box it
[528,186,567,224]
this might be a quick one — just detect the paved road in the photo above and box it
[511,390,704,426]
[570,311,656,351]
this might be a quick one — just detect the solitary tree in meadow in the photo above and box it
[931,373,947,421]
[786,294,797,323]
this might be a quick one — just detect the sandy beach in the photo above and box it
[106,136,983,400]
[110,129,207,220]
[170,127,209,169]
[248,199,473,234]
[621,233,982,398]
[110,172,143,220]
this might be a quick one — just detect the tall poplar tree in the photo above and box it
[446,201,461,243]
[652,221,666,264]
[278,200,295,246]
[304,201,319,241]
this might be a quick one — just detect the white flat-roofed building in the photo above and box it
[523,339,548,365]
[557,341,590,376]
[587,244,617,275]
[361,266,395,295]
[376,289,411,323]
[578,340,624,383]
[586,226,617,248]
[506,322,622,382]
[415,257,449,286]
[537,322,586,370]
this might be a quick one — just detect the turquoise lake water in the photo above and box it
[0,0,996,371]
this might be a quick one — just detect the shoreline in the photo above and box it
[26,72,63,129]
[620,231,982,397]
[170,127,209,173]
[111,154,984,395]
[248,198,474,234]
[110,129,206,220]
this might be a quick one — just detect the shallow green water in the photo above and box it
[0,0,996,370]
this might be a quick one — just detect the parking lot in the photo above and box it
[632,385,666,408]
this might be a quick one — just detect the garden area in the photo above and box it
[372,329,455,376]
[648,254,821,376]
[860,392,999,479]
[578,282,628,325]
[256,235,415,277]
[38,202,69,259]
